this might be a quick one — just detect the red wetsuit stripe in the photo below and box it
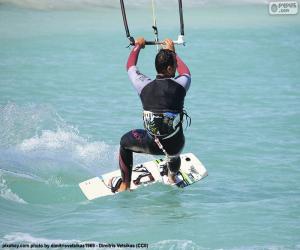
[126,45,141,70]
[119,154,130,183]
[176,55,191,76]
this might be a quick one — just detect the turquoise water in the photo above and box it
[1,1,300,249]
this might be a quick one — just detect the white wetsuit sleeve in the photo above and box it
[174,74,191,92]
[128,65,152,95]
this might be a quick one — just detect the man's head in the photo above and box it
[155,49,177,78]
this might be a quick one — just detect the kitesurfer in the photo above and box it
[110,37,191,192]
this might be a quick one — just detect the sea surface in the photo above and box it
[0,0,300,249]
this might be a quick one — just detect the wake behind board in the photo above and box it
[79,153,207,200]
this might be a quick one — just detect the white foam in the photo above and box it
[2,234,296,250]
[18,129,83,152]
[0,174,27,204]
[0,102,66,148]
[226,244,299,250]
[150,239,202,250]
[17,128,114,168]
[0,103,118,182]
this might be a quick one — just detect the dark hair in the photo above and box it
[155,49,176,74]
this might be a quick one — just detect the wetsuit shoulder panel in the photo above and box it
[128,66,152,95]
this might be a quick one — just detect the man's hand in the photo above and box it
[135,37,146,49]
[163,38,175,52]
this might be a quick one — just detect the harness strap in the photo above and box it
[162,126,180,140]
[182,110,192,129]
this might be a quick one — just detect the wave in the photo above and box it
[17,129,113,170]
[150,240,203,249]
[0,173,27,204]
[0,103,155,204]
[1,234,299,250]
[0,102,67,148]
[1,235,203,250]
[0,103,118,178]
[228,245,300,250]
[0,0,269,10]
[0,103,120,203]
[3,235,296,250]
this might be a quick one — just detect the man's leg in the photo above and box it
[117,129,161,192]
[158,128,185,183]
[166,156,181,184]
[118,145,133,191]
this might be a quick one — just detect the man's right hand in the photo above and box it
[163,38,175,52]
[135,37,146,49]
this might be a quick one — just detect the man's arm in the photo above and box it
[163,38,191,92]
[175,55,191,92]
[126,44,141,70]
[176,55,191,77]
[127,37,152,95]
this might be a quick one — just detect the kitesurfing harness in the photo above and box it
[143,108,191,160]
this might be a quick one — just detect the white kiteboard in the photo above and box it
[79,153,208,200]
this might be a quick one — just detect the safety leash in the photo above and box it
[154,137,170,159]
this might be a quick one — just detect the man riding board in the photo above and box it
[110,37,191,193]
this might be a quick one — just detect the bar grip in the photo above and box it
[145,36,185,46]
[145,41,164,45]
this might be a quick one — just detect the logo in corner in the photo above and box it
[269,1,298,15]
